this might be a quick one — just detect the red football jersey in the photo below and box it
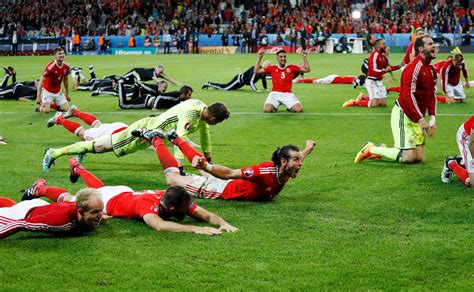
[0,202,78,239]
[433,60,447,74]
[264,64,301,93]
[106,190,197,220]
[403,41,415,64]
[42,61,70,94]
[463,115,474,135]
[222,161,289,202]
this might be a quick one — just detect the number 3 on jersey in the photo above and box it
[280,72,286,79]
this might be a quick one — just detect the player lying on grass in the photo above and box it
[354,36,437,164]
[0,66,38,101]
[132,128,316,201]
[0,187,103,239]
[117,78,193,109]
[294,75,357,85]
[202,62,269,91]
[441,115,474,187]
[43,100,230,173]
[123,66,181,86]
[46,105,128,141]
[24,159,237,235]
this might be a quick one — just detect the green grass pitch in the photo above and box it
[0,53,472,289]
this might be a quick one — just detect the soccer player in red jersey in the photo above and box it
[132,128,316,202]
[26,160,237,235]
[355,36,437,164]
[441,115,474,187]
[0,187,103,239]
[439,54,469,104]
[402,27,425,66]
[344,39,401,108]
[295,75,356,85]
[36,47,71,113]
[255,49,310,113]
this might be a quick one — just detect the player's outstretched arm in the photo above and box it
[36,75,45,104]
[160,74,180,86]
[300,140,316,161]
[300,50,311,73]
[142,213,222,235]
[192,156,242,179]
[254,49,265,74]
[63,76,70,101]
[191,206,238,233]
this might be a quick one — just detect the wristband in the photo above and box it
[429,116,436,127]
[205,162,213,172]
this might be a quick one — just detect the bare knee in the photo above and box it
[263,104,276,113]
[291,104,303,113]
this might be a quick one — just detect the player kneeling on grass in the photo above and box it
[23,160,237,235]
[441,115,474,187]
[354,36,437,164]
[0,188,103,239]
[132,128,316,201]
[254,49,310,113]
[439,53,469,104]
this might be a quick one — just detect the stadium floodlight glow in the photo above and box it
[352,11,361,19]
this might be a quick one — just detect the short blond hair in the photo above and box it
[75,188,101,211]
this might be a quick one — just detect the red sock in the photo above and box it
[386,86,400,92]
[74,109,98,126]
[332,76,355,84]
[172,136,205,163]
[449,161,469,184]
[36,185,70,201]
[360,96,369,101]
[77,166,105,188]
[152,138,179,170]
[355,99,370,107]
[57,115,82,134]
[0,197,16,207]
[297,78,316,83]
[436,96,447,104]
[50,103,60,111]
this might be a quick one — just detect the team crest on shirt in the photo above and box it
[184,122,191,130]
[286,68,290,73]
[243,168,254,177]
[151,204,159,213]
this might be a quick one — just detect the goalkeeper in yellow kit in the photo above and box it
[42,99,230,172]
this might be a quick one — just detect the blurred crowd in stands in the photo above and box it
[0,0,472,49]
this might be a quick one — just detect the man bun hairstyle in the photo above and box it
[271,144,300,167]
[207,102,230,122]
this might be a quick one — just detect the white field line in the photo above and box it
[0,111,471,117]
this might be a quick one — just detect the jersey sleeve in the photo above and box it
[199,122,211,154]
[290,64,302,74]
[239,164,262,182]
[187,202,198,215]
[135,197,159,218]
[42,65,51,78]
[0,210,76,239]
[263,66,273,74]
[173,102,205,160]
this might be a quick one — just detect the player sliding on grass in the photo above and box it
[354,36,437,164]
[132,128,316,201]
[254,49,310,113]
[441,115,474,187]
[23,160,237,235]
[202,62,269,91]
[43,99,230,173]
[0,188,103,239]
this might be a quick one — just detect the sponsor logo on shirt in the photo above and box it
[243,168,254,177]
